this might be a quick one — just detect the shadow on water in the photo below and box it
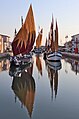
[9,64,36,118]
[36,55,42,76]
[64,58,79,75]
[45,60,62,100]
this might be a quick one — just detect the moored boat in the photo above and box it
[45,16,62,62]
[46,51,62,61]
[10,4,36,67]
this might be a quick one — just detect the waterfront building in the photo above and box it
[0,34,11,53]
[71,34,79,53]
[64,40,72,52]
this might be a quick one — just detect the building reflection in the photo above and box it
[0,59,10,71]
[10,64,36,118]
[64,58,79,75]
[45,61,62,100]
[71,60,79,75]
[36,55,42,76]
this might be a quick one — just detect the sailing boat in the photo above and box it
[46,18,62,62]
[33,28,43,54]
[10,4,36,66]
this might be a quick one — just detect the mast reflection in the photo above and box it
[9,64,36,118]
[45,61,62,100]
[36,55,42,76]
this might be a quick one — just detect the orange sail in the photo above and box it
[36,29,43,48]
[12,4,36,56]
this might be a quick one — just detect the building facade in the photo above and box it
[0,34,11,53]
[71,34,79,53]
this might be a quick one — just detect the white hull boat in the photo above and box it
[47,51,62,61]
[46,60,62,71]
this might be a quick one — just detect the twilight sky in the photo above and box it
[0,0,79,45]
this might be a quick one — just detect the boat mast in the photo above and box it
[14,28,17,37]
[21,16,23,26]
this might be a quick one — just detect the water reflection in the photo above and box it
[45,61,62,100]
[9,61,32,77]
[9,64,36,118]
[36,55,42,76]
[64,58,79,75]
[0,59,10,71]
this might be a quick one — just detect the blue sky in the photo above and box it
[0,0,79,45]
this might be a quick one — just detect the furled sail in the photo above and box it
[36,29,43,48]
[55,20,58,52]
[50,16,55,52]
[12,4,36,56]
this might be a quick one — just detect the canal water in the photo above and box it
[0,54,79,119]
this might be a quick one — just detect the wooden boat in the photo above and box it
[46,17,62,61]
[10,4,36,66]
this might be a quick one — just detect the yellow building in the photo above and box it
[0,34,10,53]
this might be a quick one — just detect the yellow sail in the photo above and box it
[12,4,36,55]
[36,29,43,48]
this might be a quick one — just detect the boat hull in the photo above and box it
[33,48,42,54]
[46,60,62,71]
[10,56,33,67]
[46,52,62,61]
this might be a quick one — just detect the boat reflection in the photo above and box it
[10,64,36,118]
[0,59,10,72]
[9,61,33,77]
[45,61,62,100]
[36,55,42,76]
[64,58,79,75]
